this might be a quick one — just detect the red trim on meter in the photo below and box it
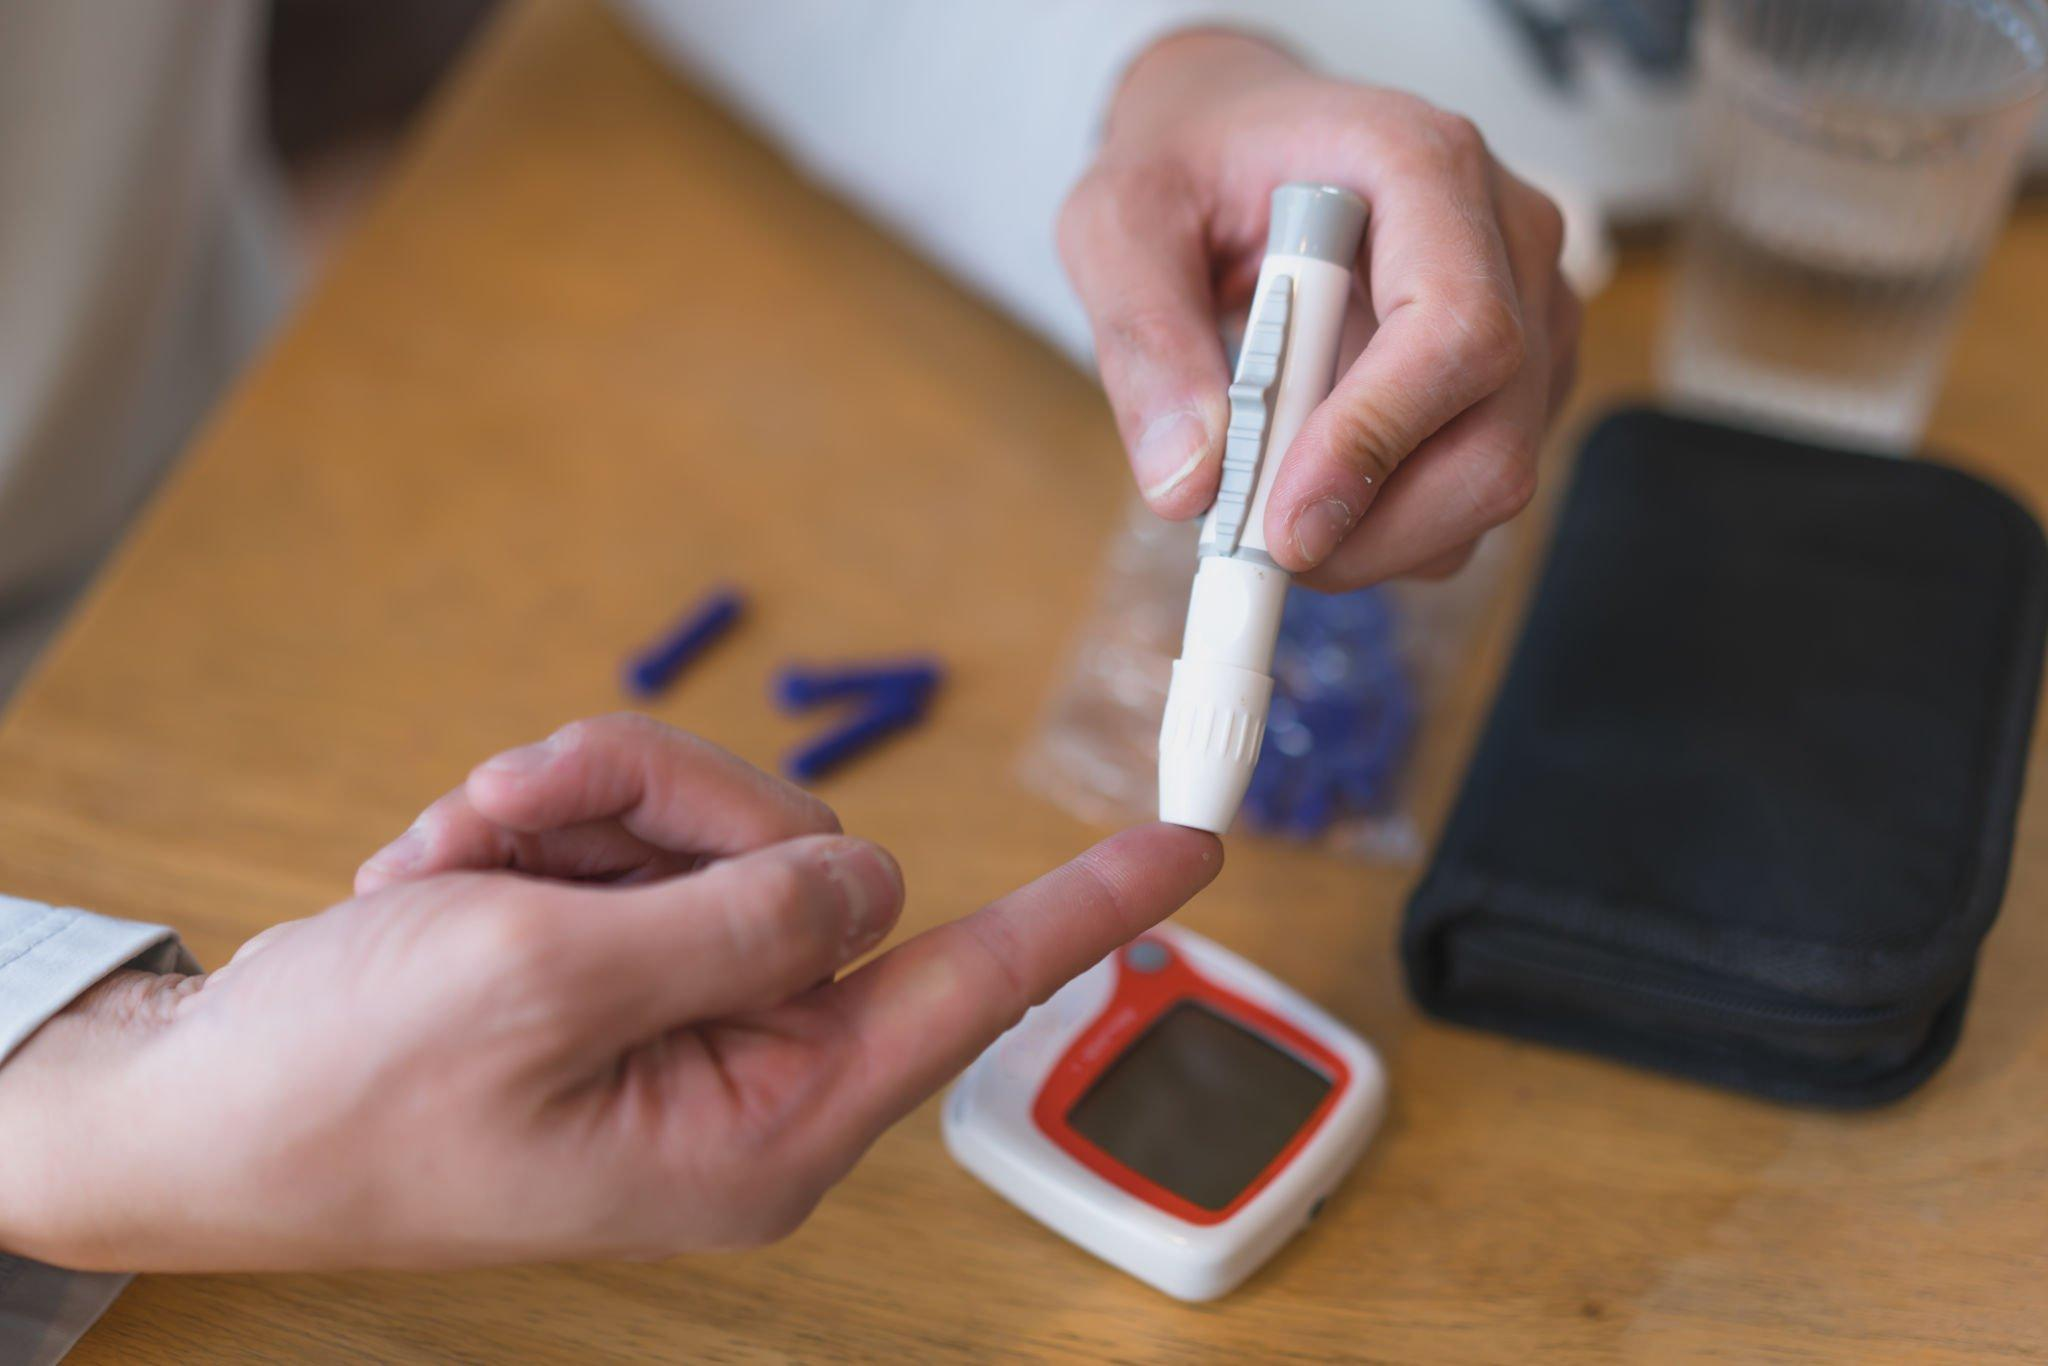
[1031,934,1351,1226]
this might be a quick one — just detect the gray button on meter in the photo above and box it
[1124,941,1171,973]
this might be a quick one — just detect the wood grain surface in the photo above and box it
[8,1,2048,1359]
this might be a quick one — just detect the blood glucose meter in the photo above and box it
[943,923,1384,1300]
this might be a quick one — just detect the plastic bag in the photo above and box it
[1019,498,1505,861]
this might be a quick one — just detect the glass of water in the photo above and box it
[1661,0,2048,451]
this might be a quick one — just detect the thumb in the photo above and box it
[1059,165,1229,520]
[528,834,905,1061]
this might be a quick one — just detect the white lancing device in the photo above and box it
[1159,183,1369,834]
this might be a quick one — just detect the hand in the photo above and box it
[1061,30,1580,587]
[0,715,1220,1272]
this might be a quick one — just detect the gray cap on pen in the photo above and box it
[1264,183,1368,266]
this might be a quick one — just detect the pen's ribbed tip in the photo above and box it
[1158,660,1272,837]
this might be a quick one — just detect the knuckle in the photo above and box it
[1431,109,1484,149]
[1057,165,1137,253]
[467,894,561,979]
[1446,293,1526,386]
[1324,399,1408,487]
[1427,110,1489,171]
[1377,89,1438,124]
[1055,171,1114,266]
[1370,102,1492,187]
[1059,161,1192,267]
[1469,445,1539,525]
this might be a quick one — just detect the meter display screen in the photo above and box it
[1065,1001,1333,1212]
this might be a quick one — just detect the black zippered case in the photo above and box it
[1401,408,2048,1106]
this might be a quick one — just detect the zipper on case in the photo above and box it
[1451,924,1922,1032]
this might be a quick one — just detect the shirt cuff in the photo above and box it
[0,896,191,1066]
[0,895,194,1364]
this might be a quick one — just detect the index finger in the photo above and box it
[360,714,839,891]
[813,823,1223,1143]
[461,714,838,852]
[1263,108,1525,571]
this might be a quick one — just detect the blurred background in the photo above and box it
[259,0,2048,851]
[8,0,2048,760]
[268,0,2048,271]
[268,0,501,261]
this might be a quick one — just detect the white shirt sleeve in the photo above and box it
[0,896,195,1365]
[608,0,1247,365]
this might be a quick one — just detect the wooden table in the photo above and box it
[10,1,2048,1358]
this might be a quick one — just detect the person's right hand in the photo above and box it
[0,714,1220,1272]
[1062,30,1580,587]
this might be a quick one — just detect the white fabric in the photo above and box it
[0,0,287,698]
[0,897,192,1365]
[610,0,1244,365]
[0,900,184,1063]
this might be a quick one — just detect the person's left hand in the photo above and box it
[0,715,1218,1272]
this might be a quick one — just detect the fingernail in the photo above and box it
[1291,497,1356,566]
[823,840,903,953]
[480,738,558,776]
[366,825,428,873]
[1135,409,1213,503]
